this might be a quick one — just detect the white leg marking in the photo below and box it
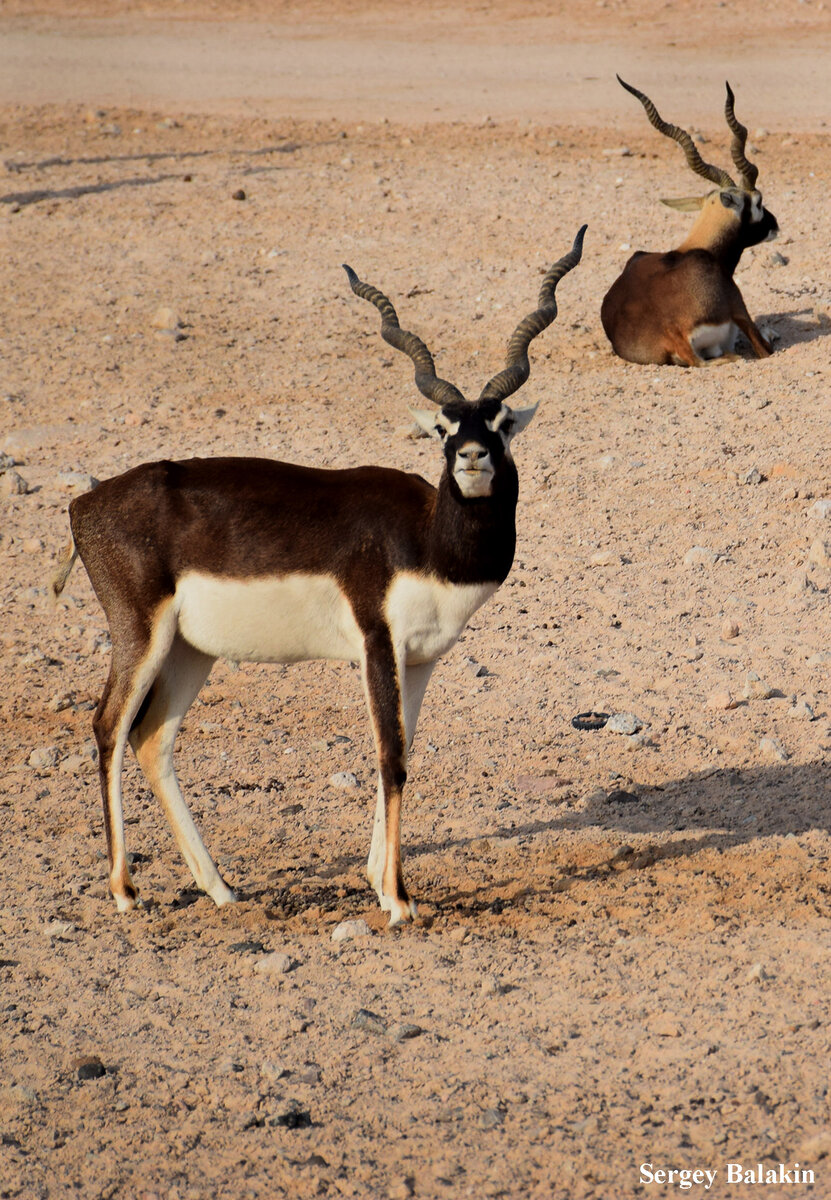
[366,658,435,921]
[129,635,236,906]
[367,776,386,903]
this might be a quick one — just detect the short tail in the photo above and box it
[50,533,78,607]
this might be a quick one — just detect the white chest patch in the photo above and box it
[385,572,498,666]
[690,321,736,359]
[176,571,363,664]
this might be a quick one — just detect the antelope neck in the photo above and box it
[427,464,519,585]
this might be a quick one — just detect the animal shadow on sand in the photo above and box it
[244,759,831,922]
[1,141,313,208]
[762,308,831,351]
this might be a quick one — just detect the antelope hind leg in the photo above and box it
[93,600,178,912]
[129,633,236,907]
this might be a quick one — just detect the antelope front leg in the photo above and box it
[362,626,415,927]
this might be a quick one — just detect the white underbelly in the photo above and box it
[176,571,363,663]
[385,572,497,665]
[690,321,736,359]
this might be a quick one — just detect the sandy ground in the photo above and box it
[2,3,831,1198]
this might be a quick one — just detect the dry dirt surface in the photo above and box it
[2,3,831,1199]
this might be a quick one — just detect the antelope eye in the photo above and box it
[435,426,447,439]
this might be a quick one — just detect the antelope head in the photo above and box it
[619,77,778,253]
[343,224,586,501]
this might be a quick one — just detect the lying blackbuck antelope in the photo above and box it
[601,77,778,366]
[52,228,586,926]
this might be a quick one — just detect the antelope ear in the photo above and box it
[409,408,445,439]
[660,196,707,212]
[505,402,538,437]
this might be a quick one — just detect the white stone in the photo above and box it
[56,470,98,493]
[253,951,294,976]
[808,538,831,568]
[329,771,359,789]
[684,546,719,566]
[743,671,774,700]
[807,499,831,519]
[149,306,179,331]
[1,470,29,496]
[759,736,788,763]
[589,549,621,567]
[29,746,59,769]
[331,918,372,943]
[739,466,764,485]
[605,712,644,736]
[747,962,772,983]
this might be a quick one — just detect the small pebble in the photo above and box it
[807,499,831,520]
[759,736,788,763]
[44,920,75,939]
[149,306,179,331]
[59,754,92,775]
[788,569,816,596]
[331,918,372,943]
[388,1178,415,1200]
[788,700,815,721]
[253,951,294,976]
[329,771,359,789]
[391,1023,423,1043]
[740,466,764,485]
[808,538,831,568]
[232,189,247,201]
[479,1107,505,1129]
[607,788,639,804]
[2,470,29,496]
[268,1099,311,1128]
[480,974,505,996]
[605,712,644,736]
[743,671,774,701]
[57,470,99,494]
[73,1055,106,1081]
[747,962,772,983]
[707,690,739,711]
[29,746,59,770]
[589,549,621,567]
[721,618,740,640]
[684,546,719,566]
[351,1008,387,1035]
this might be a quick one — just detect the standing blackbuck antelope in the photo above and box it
[601,77,778,367]
[52,228,586,926]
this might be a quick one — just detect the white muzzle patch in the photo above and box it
[454,441,494,497]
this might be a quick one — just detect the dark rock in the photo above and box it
[607,789,639,804]
[229,940,268,955]
[269,1100,312,1129]
[391,1023,423,1043]
[351,1008,387,1035]
[74,1055,106,1081]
